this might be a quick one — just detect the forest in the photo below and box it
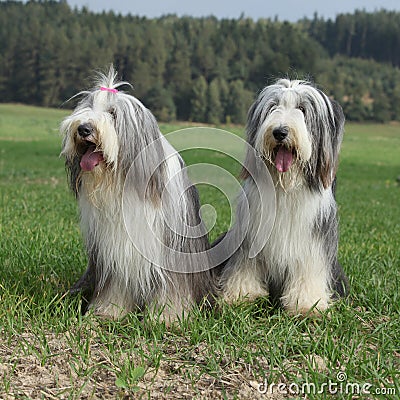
[1,0,400,123]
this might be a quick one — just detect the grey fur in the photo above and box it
[220,79,349,314]
[61,67,216,320]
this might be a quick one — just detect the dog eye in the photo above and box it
[298,105,306,115]
[109,109,117,120]
[265,103,277,115]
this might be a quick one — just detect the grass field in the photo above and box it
[1,104,399,399]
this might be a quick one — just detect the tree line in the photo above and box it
[1,1,400,123]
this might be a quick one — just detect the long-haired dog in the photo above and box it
[220,79,349,315]
[61,67,215,321]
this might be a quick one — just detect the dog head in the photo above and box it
[60,66,165,199]
[245,79,345,191]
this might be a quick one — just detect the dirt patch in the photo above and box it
[0,329,289,399]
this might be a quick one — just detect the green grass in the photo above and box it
[1,104,399,399]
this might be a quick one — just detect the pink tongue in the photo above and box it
[80,146,104,172]
[275,147,293,173]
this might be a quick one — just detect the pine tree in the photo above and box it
[145,84,176,122]
[190,76,208,122]
[372,85,391,123]
[218,78,230,123]
[166,33,192,120]
[207,79,223,124]
[227,80,253,124]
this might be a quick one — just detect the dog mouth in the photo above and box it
[79,140,104,172]
[273,145,295,173]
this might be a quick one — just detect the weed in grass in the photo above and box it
[115,362,145,392]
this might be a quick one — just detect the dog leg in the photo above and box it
[331,261,350,298]
[69,262,95,295]
[150,272,212,325]
[222,258,268,303]
[280,251,331,316]
[89,280,134,319]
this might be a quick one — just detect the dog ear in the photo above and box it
[146,168,166,205]
[142,123,168,206]
[127,144,167,206]
[319,98,345,189]
[239,163,251,180]
[65,156,82,197]
[116,102,168,206]
[240,96,262,180]
[123,153,166,207]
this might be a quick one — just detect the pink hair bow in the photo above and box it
[100,87,118,94]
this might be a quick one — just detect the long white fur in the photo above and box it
[78,154,172,318]
[221,79,345,315]
[61,67,213,320]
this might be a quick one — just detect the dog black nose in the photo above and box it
[272,126,289,142]
[77,123,94,138]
